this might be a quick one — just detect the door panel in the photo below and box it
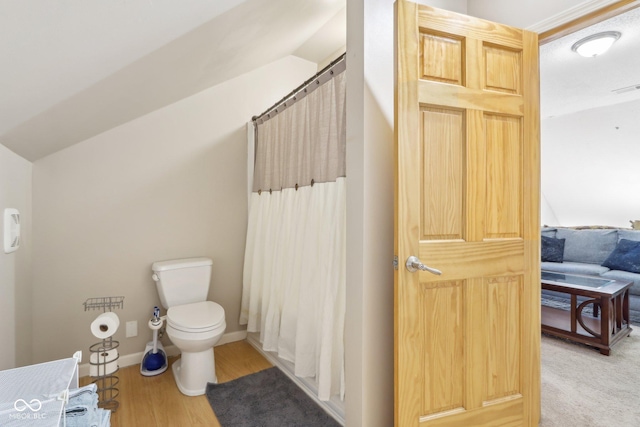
[483,45,522,94]
[484,113,522,239]
[421,107,465,241]
[394,1,540,426]
[420,32,464,85]
[420,280,464,416]
[484,275,522,402]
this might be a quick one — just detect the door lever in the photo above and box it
[405,256,442,275]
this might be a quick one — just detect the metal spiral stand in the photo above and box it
[84,296,124,412]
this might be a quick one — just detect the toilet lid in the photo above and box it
[167,301,225,331]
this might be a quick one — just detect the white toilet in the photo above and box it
[151,257,226,396]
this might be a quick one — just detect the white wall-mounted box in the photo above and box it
[3,208,20,253]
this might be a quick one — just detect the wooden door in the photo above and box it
[394,2,541,426]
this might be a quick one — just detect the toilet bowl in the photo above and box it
[151,257,226,396]
[166,300,226,396]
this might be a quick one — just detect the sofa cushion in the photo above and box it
[541,227,557,238]
[541,261,610,276]
[600,270,640,296]
[541,236,565,263]
[555,228,618,265]
[602,239,640,274]
[618,229,640,242]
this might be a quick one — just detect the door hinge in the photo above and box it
[393,256,399,270]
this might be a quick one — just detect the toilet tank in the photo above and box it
[151,257,213,309]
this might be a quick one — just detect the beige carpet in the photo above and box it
[541,333,640,427]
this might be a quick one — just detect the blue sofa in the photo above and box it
[541,227,640,313]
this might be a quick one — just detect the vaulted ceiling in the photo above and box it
[2,0,637,163]
[0,0,346,161]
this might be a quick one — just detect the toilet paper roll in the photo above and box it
[89,349,119,377]
[90,312,120,339]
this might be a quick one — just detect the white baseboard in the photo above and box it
[216,330,247,346]
[78,330,248,378]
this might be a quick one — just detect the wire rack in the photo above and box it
[83,296,124,313]
[84,296,124,412]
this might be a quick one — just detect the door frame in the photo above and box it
[538,0,640,44]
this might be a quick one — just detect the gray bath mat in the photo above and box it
[206,367,341,427]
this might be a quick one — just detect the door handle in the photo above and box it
[405,256,442,275]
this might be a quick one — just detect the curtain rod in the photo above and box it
[252,52,346,124]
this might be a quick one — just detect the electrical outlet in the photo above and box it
[126,321,138,338]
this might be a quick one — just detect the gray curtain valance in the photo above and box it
[252,70,346,193]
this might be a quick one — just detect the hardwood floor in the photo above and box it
[80,340,272,426]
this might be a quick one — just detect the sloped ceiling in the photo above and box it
[3,0,636,164]
[0,0,345,161]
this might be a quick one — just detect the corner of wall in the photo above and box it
[317,46,347,71]
[0,145,33,369]
[345,0,396,425]
[345,0,366,424]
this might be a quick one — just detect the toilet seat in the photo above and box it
[167,301,225,333]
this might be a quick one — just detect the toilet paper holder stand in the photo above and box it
[84,296,125,413]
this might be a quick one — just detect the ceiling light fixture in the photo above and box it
[571,31,621,57]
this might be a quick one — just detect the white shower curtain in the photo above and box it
[240,70,346,401]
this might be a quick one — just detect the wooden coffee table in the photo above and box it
[541,270,632,355]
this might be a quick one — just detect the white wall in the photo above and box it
[31,55,317,363]
[541,193,560,226]
[541,99,640,227]
[345,1,392,424]
[345,1,468,426]
[422,0,467,14]
[0,144,32,369]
